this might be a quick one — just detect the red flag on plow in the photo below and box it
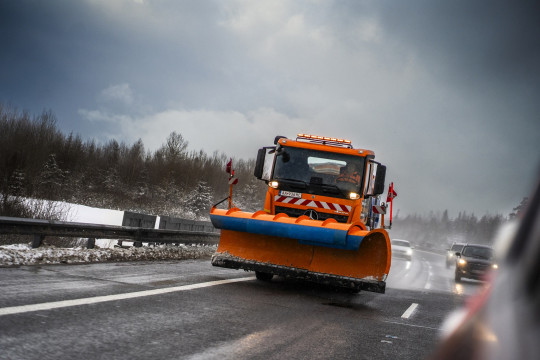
[386,182,397,227]
[386,182,397,203]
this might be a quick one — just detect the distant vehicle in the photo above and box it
[454,244,497,282]
[391,239,413,261]
[445,242,465,268]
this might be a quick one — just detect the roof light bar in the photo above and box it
[296,133,353,147]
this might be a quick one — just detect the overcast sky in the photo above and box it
[1,0,539,218]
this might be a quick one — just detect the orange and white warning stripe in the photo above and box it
[274,196,351,213]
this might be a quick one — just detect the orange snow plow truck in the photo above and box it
[210,134,393,293]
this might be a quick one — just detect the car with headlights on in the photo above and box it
[454,244,497,282]
[391,239,413,261]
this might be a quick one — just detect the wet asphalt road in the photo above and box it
[0,250,488,360]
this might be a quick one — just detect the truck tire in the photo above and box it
[255,271,273,281]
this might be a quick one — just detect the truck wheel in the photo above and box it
[255,271,273,281]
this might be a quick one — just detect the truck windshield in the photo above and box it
[273,146,365,198]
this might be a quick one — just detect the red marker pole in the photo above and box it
[389,182,394,228]
[228,169,239,209]
[228,170,234,209]
[381,203,386,229]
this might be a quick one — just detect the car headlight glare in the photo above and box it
[458,259,467,266]
[492,264,498,269]
[269,180,279,189]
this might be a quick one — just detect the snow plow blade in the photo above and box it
[210,207,391,293]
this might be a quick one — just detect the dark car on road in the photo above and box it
[454,244,497,282]
[446,242,465,268]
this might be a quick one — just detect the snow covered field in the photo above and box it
[0,202,217,267]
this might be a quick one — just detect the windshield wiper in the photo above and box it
[320,184,347,196]
[275,177,308,189]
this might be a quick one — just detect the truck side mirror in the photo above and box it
[254,148,266,179]
[254,147,275,181]
[274,135,287,145]
[373,165,386,195]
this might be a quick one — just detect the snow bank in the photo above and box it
[0,243,217,267]
[66,203,125,226]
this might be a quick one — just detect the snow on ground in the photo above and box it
[66,203,125,226]
[66,202,128,248]
[0,243,217,267]
[0,202,217,267]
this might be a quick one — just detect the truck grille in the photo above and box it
[274,206,349,223]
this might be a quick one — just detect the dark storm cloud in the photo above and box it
[379,1,540,86]
[1,2,116,107]
[0,1,241,122]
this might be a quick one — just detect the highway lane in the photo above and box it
[0,253,483,360]
[387,249,489,297]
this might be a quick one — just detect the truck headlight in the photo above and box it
[406,249,412,256]
[492,264,498,269]
[349,192,360,200]
[458,259,467,266]
[269,180,279,189]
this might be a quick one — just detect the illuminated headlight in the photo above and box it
[349,192,360,200]
[269,180,279,189]
[458,259,467,266]
[406,249,413,256]
[492,264,498,269]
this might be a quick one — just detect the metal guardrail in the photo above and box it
[0,216,220,249]
[159,215,218,233]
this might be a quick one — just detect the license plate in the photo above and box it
[279,190,302,198]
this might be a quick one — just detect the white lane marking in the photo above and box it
[401,303,418,319]
[0,277,255,317]
[382,320,439,331]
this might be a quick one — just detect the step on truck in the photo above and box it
[210,134,394,293]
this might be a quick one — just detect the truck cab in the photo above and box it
[254,134,386,229]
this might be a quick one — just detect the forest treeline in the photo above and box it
[1,105,525,248]
[0,105,267,220]
[390,210,510,251]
